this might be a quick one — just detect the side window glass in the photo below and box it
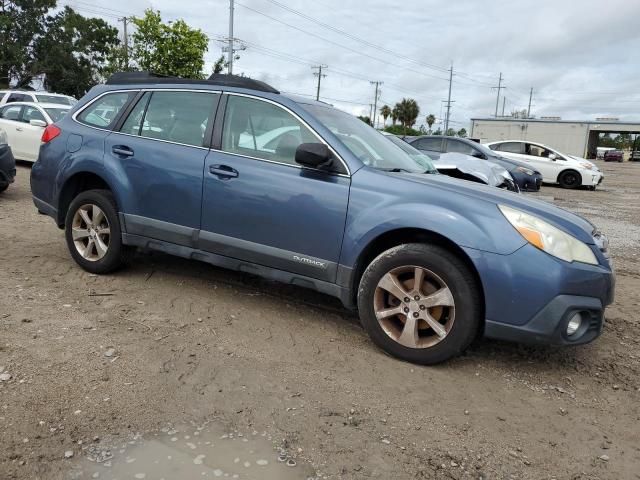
[416,137,444,151]
[221,95,316,166]
[0,105,22,120]
[446,140,475,155]
[527,144,552,158]
[497,142,523,154]
[119,92,151,136]
[140,91,218,147]
[77,91,136,129]
[22,106,46,124]
[6,93,27,103]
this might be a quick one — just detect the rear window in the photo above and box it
[45,108,69,123]
[494,142,524,154]
[36,94,73,105]
[76,92,136,128]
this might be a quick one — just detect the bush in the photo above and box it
[383,125,423,136]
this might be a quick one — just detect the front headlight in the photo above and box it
[579,162,593,170]
[515,166,535,176]
[499,205,598,265]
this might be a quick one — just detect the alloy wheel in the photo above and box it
[373,265,455,349]
[71,204,111,261]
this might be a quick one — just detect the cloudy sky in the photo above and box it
[64,0,640,129]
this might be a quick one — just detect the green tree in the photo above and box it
[445,128,456,137]
[426,114,436,132]
[391,106,398,125]
[394,98,420,134]
[212,55,227,74]
[131,9,208,78]
[379,105,391,126]
[0,0,55,88]
[457,128,467,138]
[432,127,442,135]
[31,7,119,97]
[357,115,371,125]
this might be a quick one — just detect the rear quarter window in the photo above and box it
[76,91,136,129]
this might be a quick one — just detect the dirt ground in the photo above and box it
[1,161,639,480]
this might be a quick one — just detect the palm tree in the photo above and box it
[380,105,391,126]
[426,114,436,133]
[391,106,398,126]
[396,98,419,134]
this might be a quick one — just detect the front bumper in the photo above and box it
[582,169,603,187]
[463,243,615,347]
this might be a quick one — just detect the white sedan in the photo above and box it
[0,102,71,162]
[484,140,603,189]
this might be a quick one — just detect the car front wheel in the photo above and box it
[357,243,482,365]
[558,170,581,189]
[64,189,127,274]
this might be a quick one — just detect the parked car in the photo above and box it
[383,133,518,191]
[485,140,603,189]
[631,150,640,162]
[0,102,71,162]
[0,128,16,193]
[0,90,76,107]
[603,150,624,162]
[31,72,615,364]
[408,135,543,192]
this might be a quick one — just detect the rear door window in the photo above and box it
[413,137,445,152]
[22,106,47,124]
[76,91,137,129]
[0,105,23,121]
[6,93,29,103]
[137,91,218,147]
[495,142,524,154]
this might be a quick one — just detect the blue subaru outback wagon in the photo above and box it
[31,72,615,364]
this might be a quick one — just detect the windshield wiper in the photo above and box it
[378,167,414,173]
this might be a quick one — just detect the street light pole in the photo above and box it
[228,0,235,75]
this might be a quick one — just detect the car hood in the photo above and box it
[399,171,596,243]
[488,154,540,173]
[568,155,599,170]
[433,152,511,187]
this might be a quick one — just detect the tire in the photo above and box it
[64,189,127,274]
[357,243,482,365]
[558,170,581,189]
[0,183,7,193]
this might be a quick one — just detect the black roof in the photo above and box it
[105,71,279,94]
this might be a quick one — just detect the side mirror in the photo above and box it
[472,151,485,159]
[548,153,557,161]
[30,119,47,127]
[295,143,333,169]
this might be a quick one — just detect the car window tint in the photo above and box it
[6,93,28,103]
[44,108,69,123]
[414,137,444,151]
[77,91,136,129]
[22,106,46,124]
[446,139,475,155]
[527,144,552,158]
[495,142,523,154]
[139,91,217,147]
[36,94,72,105]
[119,92,151,136]
[0,105,22,120]
[221,95,316,166]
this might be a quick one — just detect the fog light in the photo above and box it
[567,313,583,336]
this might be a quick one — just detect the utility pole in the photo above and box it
[444,63,454,135]
[228,0,235,75]
[120,17,129,70]
[312,65,327,101]
[492,72,505,117]
[502,96,506,117]
[527,87,534,118]
[370,81,382,128]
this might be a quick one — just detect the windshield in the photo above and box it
[302,103,434,173]
[384,135,438,173]
[45,108,69,123]
[36,94,72,105]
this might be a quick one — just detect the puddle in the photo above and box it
[66,423,317,480]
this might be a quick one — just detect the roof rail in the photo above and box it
[105,71,279,94]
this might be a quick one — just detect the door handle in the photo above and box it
[16,127,23,132]
[209,164,238,178]
[112,145,134,157]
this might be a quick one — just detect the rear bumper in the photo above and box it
[0,144,16,187]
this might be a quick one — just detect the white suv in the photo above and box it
[484,140,603,189]
[0,90,76,107]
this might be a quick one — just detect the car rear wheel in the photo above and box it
[558,170,581,189]
[64,189,127,274]
[357,243,482,365]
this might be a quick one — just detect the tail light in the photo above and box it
[41,124,61,143]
